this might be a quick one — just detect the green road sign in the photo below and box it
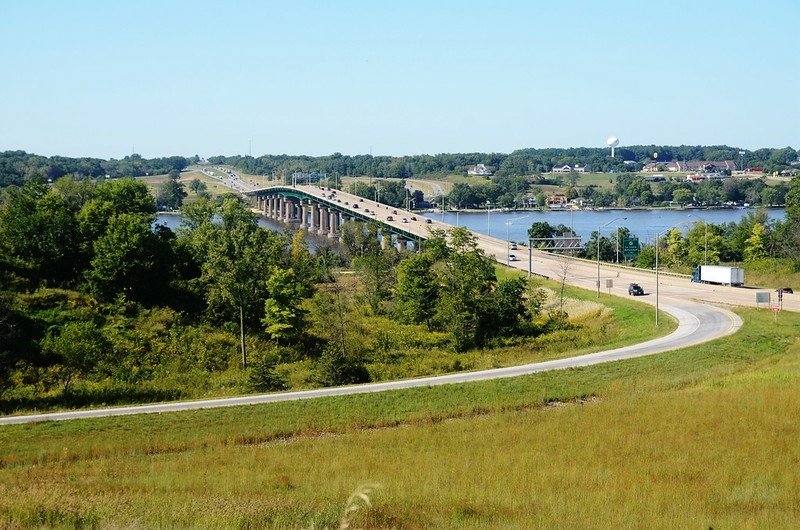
[622,237,640,259]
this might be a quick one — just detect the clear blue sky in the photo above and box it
[1,0,797,159]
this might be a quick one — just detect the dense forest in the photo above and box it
[2,146,798,188]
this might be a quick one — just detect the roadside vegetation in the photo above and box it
[0,306,797,527]
[0,179,674,415]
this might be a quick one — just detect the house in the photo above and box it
[546,194,569,207]
[552,164,586,173]
[642,160,737,173]
[467,164,493,176]
[686,172,729,182]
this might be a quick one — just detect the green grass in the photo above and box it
[0,307,797,527]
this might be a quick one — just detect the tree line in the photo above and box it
[3,146,797,189]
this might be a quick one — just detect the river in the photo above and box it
[157,207,785,247]
[433,207,786,244]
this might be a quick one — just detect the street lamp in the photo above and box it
[597,217,627,297]
[506,220,512,266]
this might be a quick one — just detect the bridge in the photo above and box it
[246,184,441,250]
[246,184,798,313]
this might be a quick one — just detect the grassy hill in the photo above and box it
[0,306,798,527]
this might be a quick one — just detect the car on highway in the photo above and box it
[628,283,645,296]
[387,216,394,221]
[508,254,519,262]
[402,218,408,223]
[510,243,518,250]
[352,204,359,209]
[777,287,793,294]
[425,219,432,224]
[411,216,417,221]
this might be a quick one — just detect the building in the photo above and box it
[642,160,737,173]
[467,164,493,176]
[552,164,587,173]
[686,172,730,182]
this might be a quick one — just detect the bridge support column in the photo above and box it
[395,236,407,252]
[380,231,390,250]
[300,202,308,228]
[320,207,330,235]
[270,196,278,219]
[313,205,321,233]
[328,210,339,239]
[283,197,292,223]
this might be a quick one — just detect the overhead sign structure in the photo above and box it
[622,237,640,259]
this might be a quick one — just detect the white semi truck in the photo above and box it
[692,265,745,286]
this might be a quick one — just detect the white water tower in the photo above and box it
[606,136,620,158]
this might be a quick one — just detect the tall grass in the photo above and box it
[0,308,797,527]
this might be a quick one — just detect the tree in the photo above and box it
[248,352,287,391]
[198,199,287,368]
[189,178,209,196]
[395,252,438,329]
[41,320,109,391]
[77,178,155,244]
[84,213,167,302]
[672,188,692,207]
[155,180,187,210]
[0,183,83,283]
[785,176,800,226]
[352,248,396,315]
[743,223,768,262]
[528,221,555,241]
[262,268,309,344]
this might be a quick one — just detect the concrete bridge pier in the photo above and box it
[328,210,339,239]
[395,236,407,252]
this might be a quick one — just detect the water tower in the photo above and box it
[606,136,620,158]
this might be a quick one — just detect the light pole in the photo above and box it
[506,220,512,266]
[656,231,661,326]
[597,217,627,297]
[486,200,491,236]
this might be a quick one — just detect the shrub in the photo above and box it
[316,347,370,387]
[248,353,288,392]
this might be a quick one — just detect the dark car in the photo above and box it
[628,283,645,296]
[777,287,793,294]
[425,219,432,224]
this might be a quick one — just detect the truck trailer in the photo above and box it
[692,265,745,286]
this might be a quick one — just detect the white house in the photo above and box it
[467,164,493,176]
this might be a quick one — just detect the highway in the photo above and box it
[1,182,781,425]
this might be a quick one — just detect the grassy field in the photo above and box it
[137,170,237,201]
[0,306,797,527]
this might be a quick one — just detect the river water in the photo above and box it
[434,207,786,244]
[157,207,785,247]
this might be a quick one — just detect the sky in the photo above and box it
[1,0,797,159]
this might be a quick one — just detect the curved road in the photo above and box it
[0,300,740,425]
[0,184,764,425]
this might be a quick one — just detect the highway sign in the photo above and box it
[622,237,640,259]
